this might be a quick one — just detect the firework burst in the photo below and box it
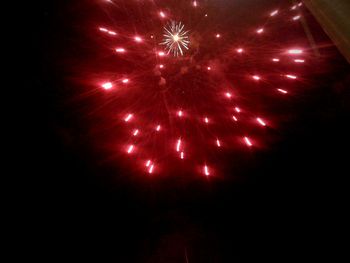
[160,21,190,57]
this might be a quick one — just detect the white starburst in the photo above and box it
[160,21,190,57]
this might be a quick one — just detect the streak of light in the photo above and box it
[244,137,253,147]
[176,139,182,152]
[257,118,266,126]
[102,82,113,90]
[286,74,297,79]
[115,48,126,53]
[124,114,133,122]
[270,10,279,16]
[288,49,303,55]
[277,89,288,94]
[127,145,134,154]
[149,164,154,174]
[204,165,210,176]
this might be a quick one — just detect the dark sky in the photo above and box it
[20,0,350,261]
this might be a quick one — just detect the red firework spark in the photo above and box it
[76,0,320,177]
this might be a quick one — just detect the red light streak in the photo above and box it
[180,152,184,159]
[204,165,210,176]
[257,28,264,34]
[176,139,182,152]
[270,10,279,16]
[101,82,113,90]
[288,49,303,55]
[277,88,288,94]
[232,115,238,121]
[252,75,261,80]
[134,36,142,42]
[115,48,126,53]
[294,59,305,63]
[156,125,161,132]
[124,114,133,122]
[244,137,253,147]
[133,129,139,136]
[148,164,154,174]
[257,118,266,126]
[286,74,297,79]
[216,139,221,147]
[127,145,134,154]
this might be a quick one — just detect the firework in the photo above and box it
[72,0,334,177]
[160,21,190,57]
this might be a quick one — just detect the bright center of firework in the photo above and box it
[161,21,190,57]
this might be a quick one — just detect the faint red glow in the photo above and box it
[270,10,279,16]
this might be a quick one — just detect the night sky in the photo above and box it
[21,0,350,261]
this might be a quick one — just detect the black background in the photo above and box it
[19,0,349,261]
